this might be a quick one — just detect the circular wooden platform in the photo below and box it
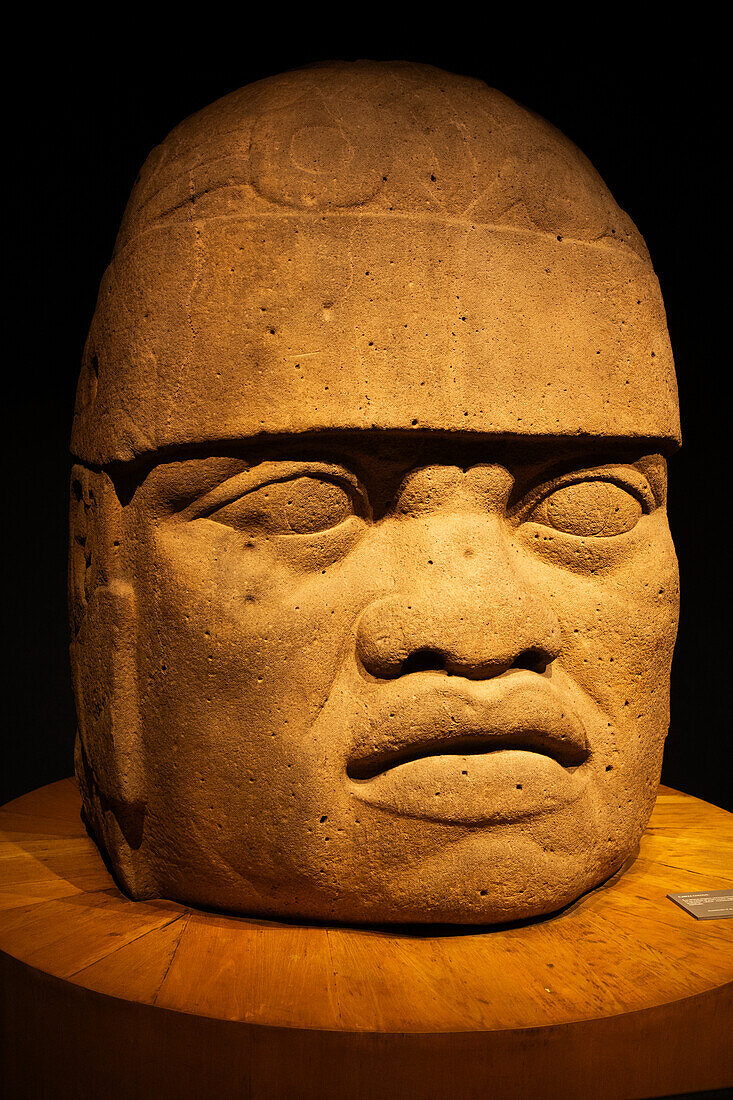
[1,780,732,1099]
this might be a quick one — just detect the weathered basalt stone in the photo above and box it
[70,61,680,924]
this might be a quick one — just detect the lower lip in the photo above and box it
[349,749,590,825]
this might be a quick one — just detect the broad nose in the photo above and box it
[355,516,561,680]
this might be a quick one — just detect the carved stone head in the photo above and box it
[69,62,680,924]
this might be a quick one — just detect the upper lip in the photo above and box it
[346,670,590,781]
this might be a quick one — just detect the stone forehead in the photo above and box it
[115,60,647,255]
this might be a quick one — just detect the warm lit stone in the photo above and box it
[69,61,680,924]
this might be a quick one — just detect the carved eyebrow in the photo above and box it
[170,460,365,520]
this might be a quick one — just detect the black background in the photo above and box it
[2,34,729,812]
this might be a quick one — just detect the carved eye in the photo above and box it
[528,480,643,537]
[208,476,359,535]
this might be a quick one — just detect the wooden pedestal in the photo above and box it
[1,780,731,1099]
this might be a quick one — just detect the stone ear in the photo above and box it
[69,466,153,897]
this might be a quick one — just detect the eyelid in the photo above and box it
[513,464,656,520]
[177,461,366,520]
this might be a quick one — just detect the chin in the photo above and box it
[315,837,636,927]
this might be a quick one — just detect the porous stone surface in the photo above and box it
[69,61,680,924]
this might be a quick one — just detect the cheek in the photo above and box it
[134,524,372,771]
[530,519,679,758]
[130,521,390,888]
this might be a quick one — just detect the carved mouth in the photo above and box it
[346,671,591,785]
[347,728,589,781]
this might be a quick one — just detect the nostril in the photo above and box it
[511,648,552,674]
[399,648,447,676]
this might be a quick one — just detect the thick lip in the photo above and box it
[346,669,590,782]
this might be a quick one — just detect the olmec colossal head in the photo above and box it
[69,61,680,924]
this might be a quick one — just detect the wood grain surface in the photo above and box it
[1,780,731,1099]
